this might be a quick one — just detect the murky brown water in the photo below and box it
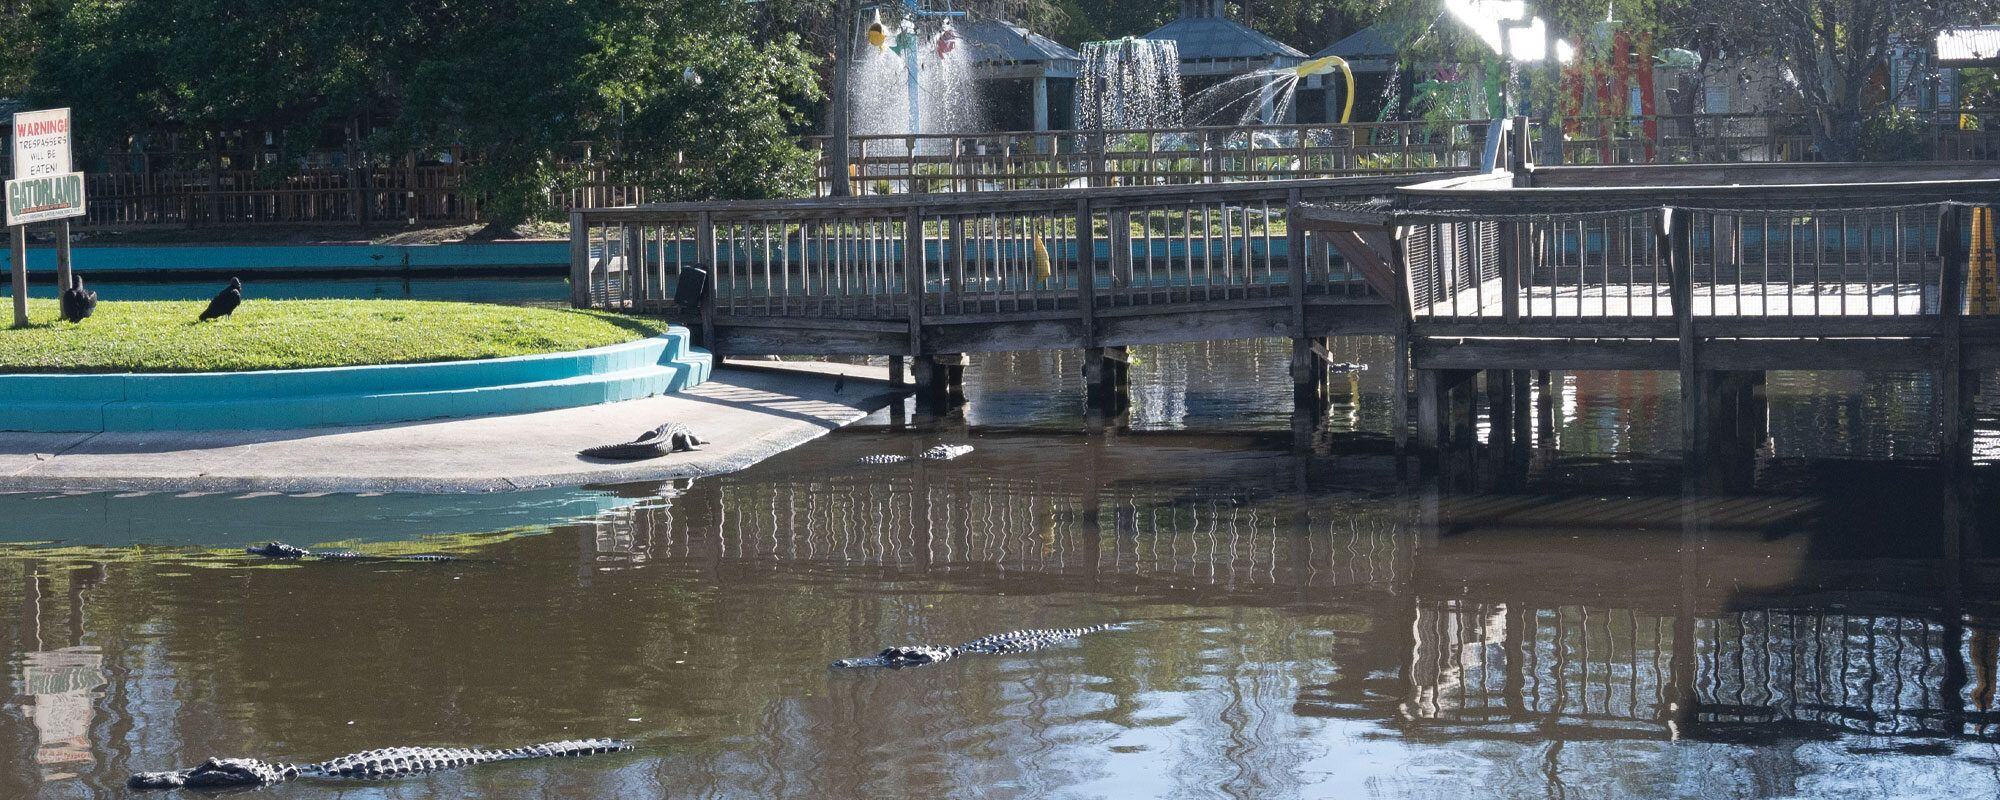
[6,339,2000,799]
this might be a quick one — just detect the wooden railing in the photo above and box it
[814,119,1494,195]
[570,175,1436,352]
[1406,205,1961,327]
[817,113,2000,196]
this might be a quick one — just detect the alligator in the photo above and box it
[128,739,630,790]
[831,624,1124,668]
[580,422,706,461]
[856,444,974,465]
[246,542,456,562]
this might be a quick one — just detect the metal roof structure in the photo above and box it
[1314,20,1430,73]
[1937,26,2000,67]
[957,17,1081,80]
[1143,0,1305,78]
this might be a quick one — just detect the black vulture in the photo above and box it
[198,277,243,322]
[59,276,97,323]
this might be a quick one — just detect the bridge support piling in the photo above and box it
[888,356,907,387]
[1290,337,1330,412]
[1688,370,1766,492]
[1083,346,1131,423]
[913,354,967,413]
[1416,368,1480,479]
[1485,369,1519,478]
[1534,371,1557,451]
[1510,369,1532,465]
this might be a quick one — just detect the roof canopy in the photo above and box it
[1144,0,1305,77]
[958,17,1080,80]
[1937,26,2000,67]
[1314,22,1411,72]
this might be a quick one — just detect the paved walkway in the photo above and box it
[0,362,901,493]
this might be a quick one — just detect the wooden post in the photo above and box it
[888,355,906,386]
[1075,198,1097,347]
[1499,221,1521,323]
[8,225,26,328]
[1941,204,1970,469]
[1486,368,1513,473]
[905,205,927,359]
[1291,337,1327,411]
[623,223,643,312]
[695,211,717,354]
[1110,207,1132,293]
[1083,345,1130,418]
[1287,188,1308,337]
[1415,368,1441,458]
[569,211,591,308]
[1662,206,1701,484]
[54,219,72,295]
[1390,225,1412,464]
[1444,370,1478,487]
[1511,369,1531,461]
[914,353,964,413]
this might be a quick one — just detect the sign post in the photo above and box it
[6,107,84,327]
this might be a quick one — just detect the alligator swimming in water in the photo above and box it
[831,624,1124,668]
[857,444,974,465]
[246,542,456,562]
[128,739,630,790]
[579,422,705,461]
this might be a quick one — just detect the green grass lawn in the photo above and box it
[1,299,671,373]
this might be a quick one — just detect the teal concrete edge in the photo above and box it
[0,328,712,432]
[23,242,567,274]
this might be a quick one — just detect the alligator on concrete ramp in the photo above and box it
[128,739,630,789]
[579,422,706,461]
[246,542,456,562]
[856,444,974,465]
[831,624,1125,668]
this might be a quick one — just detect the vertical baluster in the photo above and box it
[1894,210,1906,314]
[1811,216,1824,317]
[1203,204,1215,302]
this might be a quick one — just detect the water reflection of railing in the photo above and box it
[588,476,1413,595]
[1401,601,1995,740]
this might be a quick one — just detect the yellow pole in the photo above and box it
[1973,206,1998,315]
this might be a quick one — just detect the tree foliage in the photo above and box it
[1665,0,2000,158]
[24,0,820,226]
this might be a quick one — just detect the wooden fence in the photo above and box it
[17,112,2000,230]
[569,175,1428,356]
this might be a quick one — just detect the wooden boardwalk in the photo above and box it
[571,175,1436,359]
[573,144,2000,482]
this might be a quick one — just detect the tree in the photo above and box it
[27,0,821,227]
[1668,0,2000,159]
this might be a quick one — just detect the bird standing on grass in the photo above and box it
[199,277,243,322]
[60,276,97,323]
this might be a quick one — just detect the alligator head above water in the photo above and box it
[129,740,630,790]
[831,625,1124,669]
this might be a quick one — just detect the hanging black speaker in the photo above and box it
[674,266,708,308]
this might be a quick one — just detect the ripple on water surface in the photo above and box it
[3,429,2000,798]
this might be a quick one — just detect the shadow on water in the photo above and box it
[4,429,2000,797]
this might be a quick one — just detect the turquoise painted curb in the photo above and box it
[22,242,568,273]
[0,329,712,432]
